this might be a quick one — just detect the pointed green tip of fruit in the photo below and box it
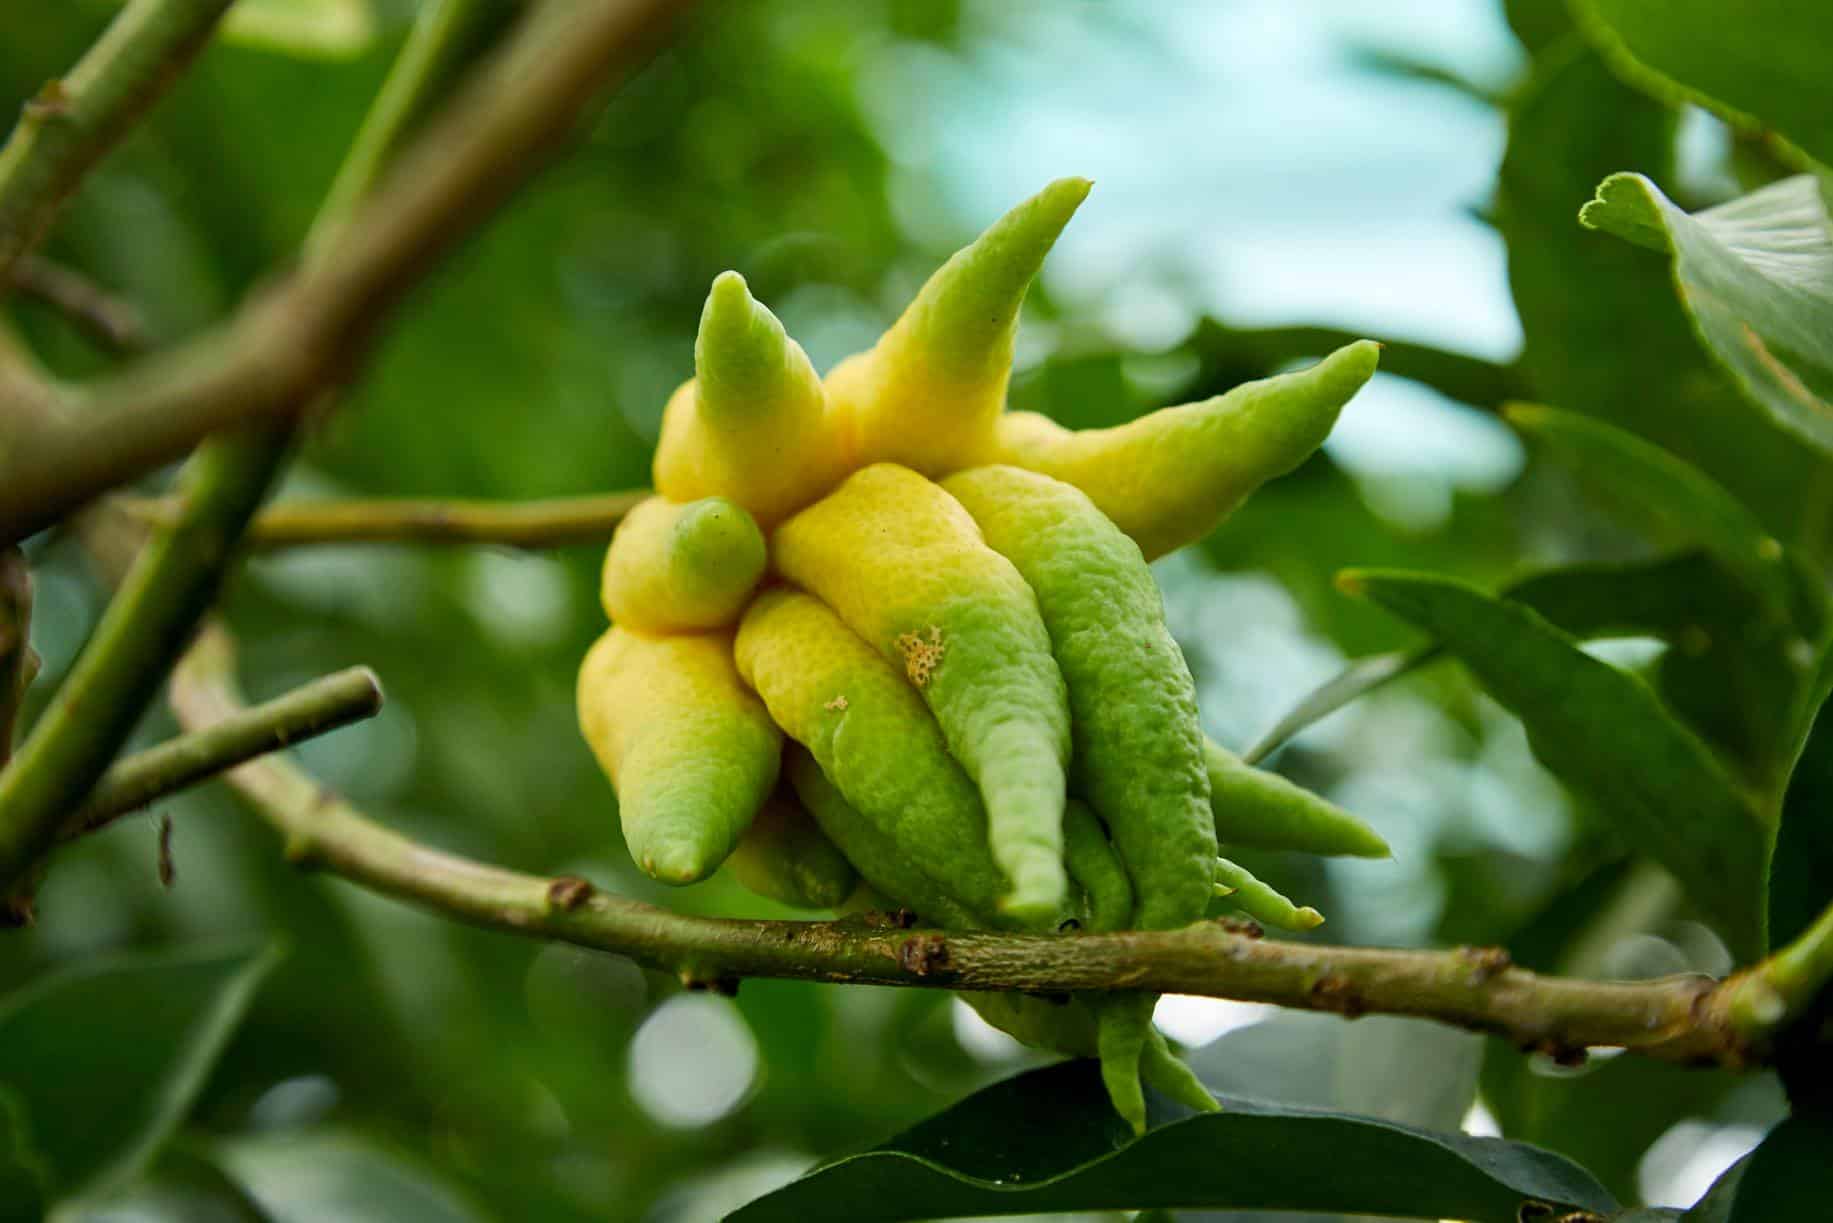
[1294,907,1326,930]
[1500,400,1550,429]
[906,177,1093,381]
[998,856,1069,926]
[1334,570,1368,598]
[695,270,804,420]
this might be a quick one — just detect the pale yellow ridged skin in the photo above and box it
[993,341,1381,559]
[825,178,1091,478]
[577,628,781,884]
[735,587,1048,929]
[771,463,1072,920]
[653,271,846,528]
[725,790,858,911]
[600,496,767,634]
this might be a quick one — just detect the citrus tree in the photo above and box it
[0,2,1829,1220]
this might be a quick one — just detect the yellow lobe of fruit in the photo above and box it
[993,340,1380,559]
[825,177,1091,478]
[652,270,843,528]
[576,627,781,884]
[600,495,766,633]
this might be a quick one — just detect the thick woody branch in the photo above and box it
[170,624,1815,1073]
[62,664,382,839]
[122,489,649,550]
[0,0,234,283]
[0,0,690,543]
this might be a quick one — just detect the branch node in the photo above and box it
[1215,915,1264,940]
[546,875,595,912]
[1456,944,1512,984]
[897,933,954,978]
[1308,972,1366,1019]
[679,969,740,996]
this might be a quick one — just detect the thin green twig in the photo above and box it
[63,663,382,840]
[121,489,649,549]
[0,0,235,282]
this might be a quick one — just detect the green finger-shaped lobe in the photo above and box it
[1062,800,1133,932]
[726,787,858,910]
[1204,738,1391,858]
[736,587,1052,930]
[1141,1028,1220,1114]
[783,749,980,929]
[576,628,781,883]
[992,340,1379,559]
[1213,857,1325,932]
[772,464,1073,922]
[942,465,1216,931]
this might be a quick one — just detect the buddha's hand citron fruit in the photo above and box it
[773,463,1073,921]
[575,174,1387,1135]
[577,628,781,883]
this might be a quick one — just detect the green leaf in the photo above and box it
[1574,0,1833,170]
[1341,569,1771,960]
[730,1061,1616,1222]
[1505,405,1817,635]
[0,943,283,1204]
[1581,174,1833,464]
[212,1129,487,1223]
[1680,1114,1833,1221]
[0,1088,48,1223]
[1242,648,1426,763]
[1498,39,1831,545]
[1506,555,1811,787]
[1771,683,1833,950]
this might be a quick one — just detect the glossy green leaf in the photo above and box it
[1498,39,1831,544]
[1505,405,1817,634]
[0,1088,47,1223]
[1770,682,1833,950]
[0,943,282,1204]
[1574,0,1833,170]
[729,1061,1617,1222]
[1582,174,1833,464]
[1342,569,1771,959]
[1508,553,1812,786]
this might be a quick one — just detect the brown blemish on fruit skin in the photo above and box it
[896,626,946,687]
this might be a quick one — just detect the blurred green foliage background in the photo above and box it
[1,1,1811,1219]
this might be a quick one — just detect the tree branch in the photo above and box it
[0,0,235,283]
[10,254,149,354]
[169,623,1815,1072]
[121,489,650,549]
[62,663,382,840]
[0,0,693,543]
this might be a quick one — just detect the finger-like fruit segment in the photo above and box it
[1095,994,1156,1135]
[992,340,1381,559]
[1213,857,1325,931]
[942,465,1214,931]
[726,788,858,910]
[653,271,843,527]
[784,747,981,930]
[1141,1028,1220,1114]
[736,588,1031,928]
[772,464,1073,920]
[576,628,781,884]
[1063,801,1133,933]
[600,496,767,633]
[1204,737,1390,858]
[825,178,1091,477]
